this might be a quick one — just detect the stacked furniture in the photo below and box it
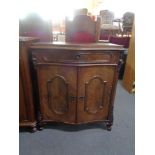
[19,38,124,131]
[19,13,124,132]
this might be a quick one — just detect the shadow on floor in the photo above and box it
[20,122,108,133]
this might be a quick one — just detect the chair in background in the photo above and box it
[99,10,120,40]
[74,8,88,17]
[122,12,134,36]
[65,15,101,43]
[19,13,52,42]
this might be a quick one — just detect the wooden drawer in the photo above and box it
[31,50,119,64]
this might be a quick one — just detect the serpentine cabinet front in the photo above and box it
[31,43,123,131]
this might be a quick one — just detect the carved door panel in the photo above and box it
[77,66,115,123]
[37,65,77,123]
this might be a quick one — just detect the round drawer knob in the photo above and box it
[75,55,81,60]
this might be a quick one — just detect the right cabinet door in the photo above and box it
[77,66,116,123]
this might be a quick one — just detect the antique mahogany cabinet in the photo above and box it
[30,42,124,131]
[19,37,39,131]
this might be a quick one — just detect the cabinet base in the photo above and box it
[37,120,113,131]
[106,122,113,131]
[19,121,37,132]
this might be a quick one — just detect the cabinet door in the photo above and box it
[37,65,77,123]
[77,66,116,123]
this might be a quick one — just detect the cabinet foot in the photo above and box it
[38,126,44,131]
[31,127,37,133]
[106,122,112,131]
[37,123,44,131]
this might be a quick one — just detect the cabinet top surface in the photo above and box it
[19,36,39,42]
[30,41,124,51]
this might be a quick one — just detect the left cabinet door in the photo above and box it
[36,65,77,124]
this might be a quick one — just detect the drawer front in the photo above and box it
[31,50,120,64]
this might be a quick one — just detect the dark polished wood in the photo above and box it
[30,42,124,130]
[19,36,39,131]
[77,66,115,123]
[36,65,77,124]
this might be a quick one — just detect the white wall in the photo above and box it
[19,0,135,21]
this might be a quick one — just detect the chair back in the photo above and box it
[65,15,100,43]
[100,10,114,25]
[122,12,134,33]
